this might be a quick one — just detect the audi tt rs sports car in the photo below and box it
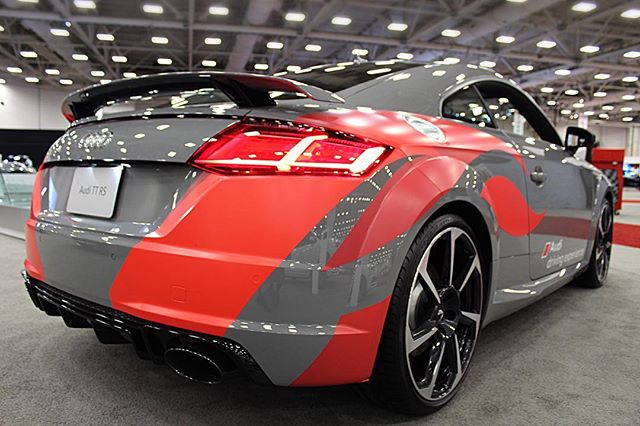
[23,61,613,414]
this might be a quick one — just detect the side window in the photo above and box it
[476,82,561,144]
[442,86,494,129]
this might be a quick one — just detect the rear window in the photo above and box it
[278,61,419,92]
[96,87,236,119]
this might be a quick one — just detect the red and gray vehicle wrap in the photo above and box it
[24,65,611,386]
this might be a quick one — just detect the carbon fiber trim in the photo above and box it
[23,273,271,385]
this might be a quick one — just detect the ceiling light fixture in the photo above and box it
[479,60,496,68]
[305,44,322,52]
[441,29,461,38]
[266,41,283,49]
[286,65,301,72]
[20,50,37,58]
[594,73,610,79]
[331,16,351,26]
[396,52,414,60]
[517,64,534,72]
[622,76,638,82]
[123,72,137,78]
[555,69,571,76]
[593,91,607,97]
[45,68,60,75]
[285,12,305,22]
[572,2,597,12]
[540,87,554,93]
[157,58,172,65]
[352,48,368,56]
[536,40,557,48]
[580,45,600,53]
[25,77,39,83]
[72,53,88,61]
[73,0,96,9]
[496,35,515,44]
[60,79,73,85]
[50,28,70,37]
[151,36,169,44]
[143,4,163,14]
[7,67,22,73]
[201,60,217,67]
[620,8,640,18]
[204,37,222,45]
[90,70,105,77]
[565,89,579,95]
[112,55,128,63]
[254,63,269,70]
[209,6,229,15]
[621,94,636,101]
[96,33,114,41]
[387,22,408,31]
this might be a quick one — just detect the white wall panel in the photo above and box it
[0,83,69,130]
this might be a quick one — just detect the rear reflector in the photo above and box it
[189,119,390,176]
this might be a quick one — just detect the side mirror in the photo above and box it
[565,126,596,162]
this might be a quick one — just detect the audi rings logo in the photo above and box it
[77,131,113,149]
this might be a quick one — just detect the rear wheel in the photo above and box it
[365,214,484,414]
[577,200,613,288]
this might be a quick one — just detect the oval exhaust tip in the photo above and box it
[164,347,223,385]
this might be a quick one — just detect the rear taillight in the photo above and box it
[188,120,390,176]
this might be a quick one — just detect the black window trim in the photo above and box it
[440,84,498,130]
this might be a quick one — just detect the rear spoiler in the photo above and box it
[62,72,342,122]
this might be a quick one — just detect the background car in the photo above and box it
[23,62,613,414]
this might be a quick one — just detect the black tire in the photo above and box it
[364,214,485,414]
[576,199,613,288]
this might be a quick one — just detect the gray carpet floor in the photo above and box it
[1,234,639,425]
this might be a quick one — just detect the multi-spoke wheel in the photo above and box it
[365,214,486,414]
[405,227,482,402]
[577,199,613,288]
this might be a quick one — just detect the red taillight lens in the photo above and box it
[189,120,389,176]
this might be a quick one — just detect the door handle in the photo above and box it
[530,166,546,186]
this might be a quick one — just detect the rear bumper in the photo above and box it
[22,271,271,385]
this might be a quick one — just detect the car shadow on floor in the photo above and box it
[61,284,584,425]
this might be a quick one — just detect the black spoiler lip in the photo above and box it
[62,71,343,123]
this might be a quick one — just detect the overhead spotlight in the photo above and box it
[594,73,610,79]
[201,60,217,67]
[536,40,557,48]
[254,63,269,70]
[593,91,607,97]
[622,76,638,83]
[266,41,284,49]
[285,12,305,22]
[517,64,534,72]
[157,58,172,65]
[622,117,634,122]
[209,6,229,15]
[25,77,39,83]
[624,50,640,58]
[45,68,60,75]
[565,89,579,95]
[387,22,408,31]
[620,8,640,19]
[352,48,368,56]
[72,53,89,61]
[20,50,38,58]
[396,52,414,60]
[496,35,515,44]
[96,33,114,41]
[204,37,222,45]
[123,72,137,78]
[331,16,351,26]
[441,29,461,38]
[572,2,597,12]
[90,70,105,77]
[555,69,571,76]
[305,44,322,52]
[143,4,163,14]
[73,0,96,9]
[50,28,70,37]
[621,94,636,101]
[112,55,128,63]
[59,79,73,85]
[602,105,615,111]
[151,36,169,44]
[547,100,557,106]
[540,87,554,93]
[7,66,23,73]
[580,45,600,53]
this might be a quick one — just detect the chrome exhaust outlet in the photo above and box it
[164,344,236,385]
